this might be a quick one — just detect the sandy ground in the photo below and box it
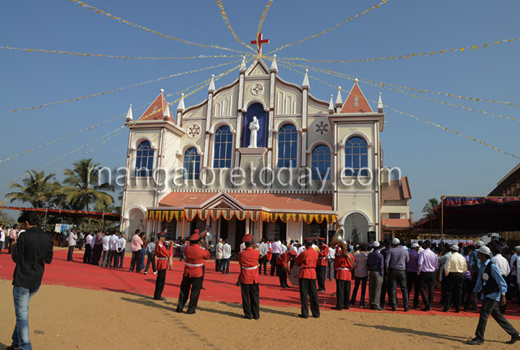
[2,280,520,349]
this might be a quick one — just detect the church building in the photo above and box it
[120,54,411,251]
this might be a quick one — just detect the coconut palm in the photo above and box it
[422,198,439,217]
[6,170,61,208]
[61,158,114,212]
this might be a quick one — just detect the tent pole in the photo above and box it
[441,196,445,241]
[44,208,48,230]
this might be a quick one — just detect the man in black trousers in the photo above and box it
[466,246,520,345]
[293,238,320,318]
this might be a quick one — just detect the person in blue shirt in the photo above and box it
[466,246,520,345]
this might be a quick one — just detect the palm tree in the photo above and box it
[61,158,114,212]
[422,198,439,217]
[6,170,61,208]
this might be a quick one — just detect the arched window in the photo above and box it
[309,224,321,238]
[135,140,154,177]
[345,136,368,176]
[268,223,281,240]
[183,147,200,180]
[213,126,233,168]
[344,213,369,244]
[311,145,331,180]
[277,124,298,168]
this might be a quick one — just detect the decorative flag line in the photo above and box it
[280,61,520,124]
[279,38,520,64]
[257,0,274,40]
[2,61,245,197]
[215,0,256,53]
[70,0,247,54]
[278,62,520,160]
[1,59,241,115]
[0,46,250,61]
[265,0,389,55]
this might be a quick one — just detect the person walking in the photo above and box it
[8,211,53,350]
[466,246,520,345]
[367,241,384,310]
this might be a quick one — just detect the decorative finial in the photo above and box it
[354,78,359,83]
[160,89,164,93]
[338,86,341,90]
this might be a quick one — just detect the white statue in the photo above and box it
[248,116,260,148]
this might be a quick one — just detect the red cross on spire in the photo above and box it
[251,33,270,55]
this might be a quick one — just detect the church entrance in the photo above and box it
[218,217,246,253]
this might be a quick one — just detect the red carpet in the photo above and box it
[1,248,519,319]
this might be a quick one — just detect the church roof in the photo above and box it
[382,177,412,201]
[138,89,175,123]
[340,81,373,113]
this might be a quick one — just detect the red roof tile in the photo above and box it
[340,82,373,113]
[138,91,175,123]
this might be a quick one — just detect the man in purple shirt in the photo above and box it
[407,243,421,309]
[367,241,384,310]
[417,240,438,311]
[385,238,410,311]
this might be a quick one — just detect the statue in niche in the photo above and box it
[248,116,260,148]
[352,228,359,245]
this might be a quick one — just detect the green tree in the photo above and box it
[6,170,61,208]
[61,158,114,212]
[422,198,439,217]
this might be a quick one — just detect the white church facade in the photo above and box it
[120,57,411,251]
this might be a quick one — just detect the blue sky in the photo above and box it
[1,0,519,220]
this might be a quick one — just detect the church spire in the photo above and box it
[208,74,215,93]
[125,104,133,122]
[328,94,334,114]
[335,86,343,109]
[302,69,310,89]
[240,56,247,73]
[378,92,384,113]
[177,93,185,111]
[270,54,278,73]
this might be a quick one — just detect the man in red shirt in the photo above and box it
[316,237,329,292]
[332,245,355,310]
[294,238,320,318]
[276,250,297,288]
[238,234,261,319]
[154,231,172,301]
[176,230,210,314]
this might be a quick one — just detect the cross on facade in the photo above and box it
[251,33,270,55]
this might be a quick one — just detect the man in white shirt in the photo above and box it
[215,238,223,272]
[258,239,268,275]
[221,239,232,274]
[443,245,467,312]
[239,241,246,253]
[115,233,126,268]
[270,239,282,276]
[491,245,511,314]
[83,232,93,263]
[99,231,111,267]
[108,231,119,267]
[67,228,78,262]
[326,244,336,281]
[0,225,5,254]
[281,241,287,253]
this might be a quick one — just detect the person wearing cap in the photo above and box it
[238,234,261,319]
[418,240,438,311]
[491,245,511,314]
[276,249,297,288]
[406,243,421,309]
[443,244,467,312]
[153,232,172,301]
[176,230,210,314]
[385,237,410,311]
[331,243,355,310]
[466,246,520,345]
[467,241,484,311]
[367,241,384,310]
[294,238,320,318]
[316,237,329,292]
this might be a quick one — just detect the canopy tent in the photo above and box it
[1,206,121,221]
[414,196,520,236]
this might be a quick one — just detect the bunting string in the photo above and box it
[265,0,389,55]
[257,0,274,40]
[215,0,256,53]
[1,59,241,115]
[278,62,520,160]
[70,0,247,54]
[0,46,249,61]
[279,38,520,64]
[279,60,520,123]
